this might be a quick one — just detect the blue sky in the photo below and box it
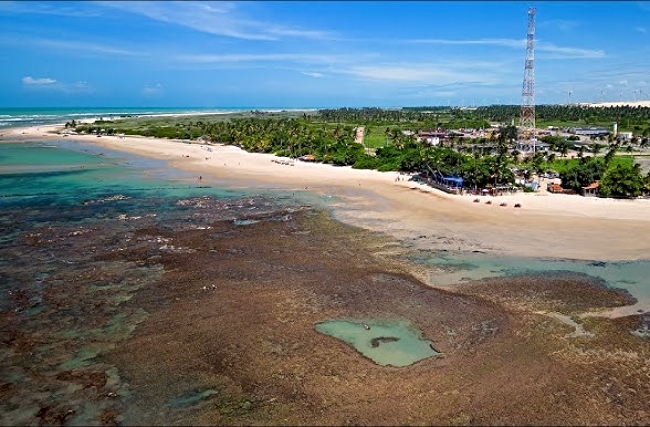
[1,1,649,108]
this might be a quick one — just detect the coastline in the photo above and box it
[3,121,650,426]
[3,122,649,264]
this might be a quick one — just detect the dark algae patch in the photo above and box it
[459,271,637,315]
[370,336,400,347]
[4,198,650,425]
[3,143,650,425]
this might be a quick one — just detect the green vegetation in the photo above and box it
[599,163,646,198]
[71,105,650,199]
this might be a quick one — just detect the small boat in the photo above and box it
[363,323,370,330]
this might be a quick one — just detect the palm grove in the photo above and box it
[71,105,650,198]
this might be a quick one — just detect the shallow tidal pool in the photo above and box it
[315,319,440,367]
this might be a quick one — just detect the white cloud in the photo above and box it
[433,91,457,97]
[402,37,604,59]
[606,84,614,89]
[97,1,334,41]
[635,26,647,34]
[536,42,605,59]
[22,76,56,85]
[174,52,345,65]
[301,71,324,78]
[337,63,500,86]
[21,76,94,94]
[619,80,629,86]
[406,37,525,49]
[142,83,164,96]
[0,1,101,17]
[0,35,144,58]
[411,89,457,98]
[34,38,141,56]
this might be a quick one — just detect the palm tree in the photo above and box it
[604,144,618,165]
[592,143,603,156]
[510,149,521,165]
[547,152,556,163]
[560,143,569,158]
[390,127,403,149]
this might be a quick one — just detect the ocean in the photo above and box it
[1,117,649,424]
[0,137,328,425]
[0,107,316,130]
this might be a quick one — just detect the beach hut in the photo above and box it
[425,171,464,195]
[580,181,599,197]
[430,170,463,189]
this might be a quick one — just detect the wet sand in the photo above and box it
[23,206,650,425]
[2,124,650,425]
[3,124,650,263]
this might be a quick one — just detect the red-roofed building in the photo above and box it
[581,181,599,197]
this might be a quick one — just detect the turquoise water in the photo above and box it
[1,135,647,425]
[315,319,440,367]
[0,138,324,426]
[167,389,221,408]
[414,252,650,315]
[0,140,268,206]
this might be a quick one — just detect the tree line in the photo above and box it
[71,107,650,198]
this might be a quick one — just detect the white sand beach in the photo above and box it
[3,123,650,263]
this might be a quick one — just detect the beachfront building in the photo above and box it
[581,181,600,197]
[426,170,464,195]
[618,131,634,141]
[417,130,447,146]
[570,127,610,137]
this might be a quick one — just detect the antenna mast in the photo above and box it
[520,7,536,153]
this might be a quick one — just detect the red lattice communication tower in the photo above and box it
[520,7,536,144]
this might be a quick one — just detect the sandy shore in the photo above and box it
[3,123,650,264]
[5,123,650,426]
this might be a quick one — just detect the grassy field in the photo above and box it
[363,126,390,149]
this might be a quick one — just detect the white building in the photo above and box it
[618,131,634,140]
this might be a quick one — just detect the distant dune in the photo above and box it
[587,100,650,108]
